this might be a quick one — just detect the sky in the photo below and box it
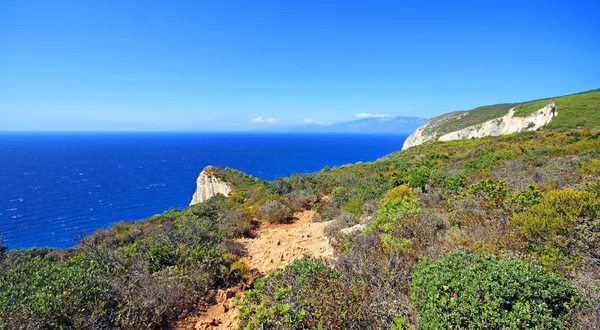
[0,0,599,131]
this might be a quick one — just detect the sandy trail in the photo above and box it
[174,210,333,330]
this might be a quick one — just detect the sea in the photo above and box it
[0,132,408,249]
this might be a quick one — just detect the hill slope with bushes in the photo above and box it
[2,90,600,328]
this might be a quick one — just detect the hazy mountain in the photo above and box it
[258,116,427,134]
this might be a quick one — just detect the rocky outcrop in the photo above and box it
[402,102,557,149]
[189,166,232,206]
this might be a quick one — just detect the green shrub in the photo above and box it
[511,189,599,271]
[258,200,293,223]
[238,256,373,330]
[464,152,501,172]
[369,195,421,233]
[341,197,365,216]
[444,174,467,191]
[285,190,318,211]
[270,177,293,195]
[580,159,600,176]
[1,200,248,329]
[148,243,177,272]
[217,207,253,238]
[411,250,581,329]
[585,179,600,196]
[512,185,542,207]
[454,179,509,209]
[579,148,598,157]
[408,166,431,193]
[330,185,350,205]
[0,254,115,329]
[383,185,414,201]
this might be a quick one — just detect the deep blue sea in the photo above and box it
[0,133,407,249]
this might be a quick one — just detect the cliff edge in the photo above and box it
[402,101,557,150]
[439,102,556,142]
[189,166,232,206]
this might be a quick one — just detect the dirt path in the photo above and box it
[174,211,333,330]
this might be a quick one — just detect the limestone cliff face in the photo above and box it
[189,166,232,206]
[402,111,467,150]
[439,102,557,141]
[402,102,557,149]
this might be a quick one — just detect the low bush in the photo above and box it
[257,200,293,223]
[238,256,374,330]
[341,196,365,216]
[368,194,421,233]
[383,185,414,201]
[324,213,360,252]
[285,190,318,211]
[0,254,115,329]
[408,166,431,193]
[511,185,542,207]
[411,249,581,329]
[580,158,600,176]
[511,189,600,271]
[216,207,253,238]
[464,152,502,172]
[444,174,468,191]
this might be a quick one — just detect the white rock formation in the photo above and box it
[439,102,556,141]
[402,122,431,151]
[402,111,467,150]
[189,166,232,206]
[402,102,556,149]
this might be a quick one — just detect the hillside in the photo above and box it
[3,127,600,329]
[404,88,600,149]
[2,89,600,328]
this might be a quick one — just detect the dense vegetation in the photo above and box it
[236,128,600,329]
[2,106,600,328]
[0,199,253,329]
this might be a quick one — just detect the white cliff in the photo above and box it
[189,166,232,206]
[402,122,431,151]
[439,102,556,141]
[402,111,467,150]
[402,102,557,149]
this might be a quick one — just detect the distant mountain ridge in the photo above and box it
[258,116,427,134]
[325,116,427,133]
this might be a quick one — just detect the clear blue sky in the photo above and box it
[1,0,599,131]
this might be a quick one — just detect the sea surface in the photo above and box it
[0,132,408,249]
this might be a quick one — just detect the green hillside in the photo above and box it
[515,88,600,130]
[3,87,600,329]
[4,127,600,329]
[435,88,600,136]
